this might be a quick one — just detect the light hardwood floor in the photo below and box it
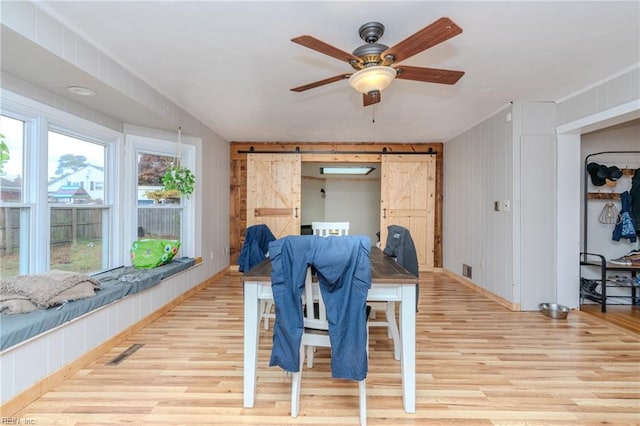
[10,272,640,425]
[580,303,640,335]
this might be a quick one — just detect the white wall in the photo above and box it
[513,102,558,311]
[444,105,515,303]
[444,101,557,310]
[445,68,639,311]
[557,68,640,127]
[301,177,381,244]
[325,178,380,244]
[301,177,325,225]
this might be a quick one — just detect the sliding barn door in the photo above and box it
[380,155,436,271]
[246,153,301,238]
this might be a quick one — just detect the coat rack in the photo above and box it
[583,150,640,254]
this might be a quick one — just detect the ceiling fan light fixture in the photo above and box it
[348,66,396,94]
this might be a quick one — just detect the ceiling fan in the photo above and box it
[290,18,465,107]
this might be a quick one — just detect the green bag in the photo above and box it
[130,239,181,269]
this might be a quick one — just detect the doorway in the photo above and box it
[301,162,381,245]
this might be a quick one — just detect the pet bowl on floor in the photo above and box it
[539,303,570,319]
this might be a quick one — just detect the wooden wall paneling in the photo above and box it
[229,158,247,262]
[230,142,444,268]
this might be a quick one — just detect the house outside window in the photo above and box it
[48,131,109,273]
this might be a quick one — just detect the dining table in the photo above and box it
[242,246,418,413]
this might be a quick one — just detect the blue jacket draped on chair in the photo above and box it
[237,224,276,272]
[268,235,371,381]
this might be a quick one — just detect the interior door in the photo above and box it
[380,155,436,271]
[246,153,301,238]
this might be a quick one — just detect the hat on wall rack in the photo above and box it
[587,162,606,186]
[607,165,623,180]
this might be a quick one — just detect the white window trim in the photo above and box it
[1,89,123,273]
[124,127,200,261]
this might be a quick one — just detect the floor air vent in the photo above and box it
[462,264,472,279]
[107,343,144,366]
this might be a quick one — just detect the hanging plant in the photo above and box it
[162,164,195,199]
[145,188,182,203]
[159,127,195,199]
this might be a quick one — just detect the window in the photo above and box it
[137,152,181,240]
[128,133,196,258]
[1,90,121,277]
[0,115,27,278]
[1,90,197,277]
[48,131,109,273]
[0,115,23,202]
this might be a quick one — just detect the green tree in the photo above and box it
[137,154,174,186]
[55,154,88,175]
[0,133,9,174]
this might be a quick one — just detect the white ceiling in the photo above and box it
[4,1,640,143]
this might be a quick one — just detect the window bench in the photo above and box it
[1,257,195,351]
[1,257,204,410]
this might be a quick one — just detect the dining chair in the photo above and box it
[307,221,350,351]
[370,224,419,361]
[312,220,400,360]
[311,221,350,237]
[291,266,367,425]
[262,219,351,329]
[238,224,277,330]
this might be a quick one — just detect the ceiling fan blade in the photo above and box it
[363,91,381,107]
[292,35,362,64]
[290,74,352,92]
[395,66,464,85]
[381,17,463,64]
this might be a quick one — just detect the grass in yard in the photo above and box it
[0,239,103,279]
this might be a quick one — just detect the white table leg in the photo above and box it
[399,284,416,413]
[243,281,260,408]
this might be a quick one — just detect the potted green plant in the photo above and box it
[161,164,195,199]
[145,188,182,204]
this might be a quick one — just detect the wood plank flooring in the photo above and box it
[580,303,640,335]
[11,272,640,425]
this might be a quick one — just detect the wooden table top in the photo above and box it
[242,247,418,285]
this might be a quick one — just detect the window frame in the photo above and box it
[1,89,123,274]
[0,112,30,275]
[125,131,198,260]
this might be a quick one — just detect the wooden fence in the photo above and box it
[50,208,103,245]
[0,207,20,254]
[138,207,180,239]
[0,206,180,253]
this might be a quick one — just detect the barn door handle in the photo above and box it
[383,208,387,219]
[295,207,299,218]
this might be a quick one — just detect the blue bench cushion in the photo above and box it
[0,257,195,351]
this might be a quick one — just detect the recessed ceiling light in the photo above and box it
[67,86,96,96]
[320,167,375,175]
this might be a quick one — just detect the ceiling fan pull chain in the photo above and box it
[372,104,376,123]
